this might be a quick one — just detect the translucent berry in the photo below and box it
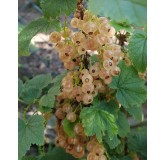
[55,108,65,120]
[82,83,94,94]
[82,73,93,84]
[87,141,97,152]
[62,103,72,113]
[71,17,79,28]
[83,94,93,104]
[74,123,84,135]
[111,66,121,76]
[67,137,79,145]
[93,144,105,156]
[66,112,77,122]
[103,59,114,70]
[49,31,61,43]
[98,155,107,160]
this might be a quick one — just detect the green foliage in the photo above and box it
[22,156,37,160]
[24,74,52,89]
[126,105,143,121]
[18,78,23,97]
[128,30,147,72]
[39,94,55,112]
[39,147,76,160]
[22,86,42,104]
[49,71,67,95]
[80,106,118,142]
[111,20,133,33]
[104,135,120,149]
[62,118,76,137]
[18,115,45,160]
[93,98,119,118]
[51,71,67,84]
[18,17,60,56]
[116,111,130,137]
[88,0,147,26]
[127,127,147,160]
[40,0,77,19]
[109,61,147,108]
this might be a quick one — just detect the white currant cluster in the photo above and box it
[49,10,124,160]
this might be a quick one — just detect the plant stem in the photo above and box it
[23,104,30,123]
[18,98,27,104]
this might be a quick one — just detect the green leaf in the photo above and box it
[62,119,76,137]
[22,156,37,160]
[18,17,60,56]
[48,84,61,95]
[109,61,147,108]
[126,105,143,121]
[111,20,133,33]
[127,127,147,160]
[90,54,99,64]
[88,0,147,26]
[51,71,67,84]
[120,156,132,160]
[49,71,67,95]
[24,74,52,89]
[18,115,44,160]
[93,97,119,118]
[104,135,120,149]
[128,30,147,72]
[39,94,55,109]
[18,78,23,97]
[22,86,42,104]
[39,147,76,160]
[80,107,118,142]
[40,0,77,19]
[117,111,130,137]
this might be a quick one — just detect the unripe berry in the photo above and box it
[89,64,99,77]
[64,61,75,70]
[83,21,97,34]
[111,66,121,76]
[74,123,84,135]
[66,112,77,122]
[103,59,114,70]
[82,73,93,84]
[98,155,107,160]
[55,108,65,120]
[49,31,61,43]
[62,103,72,113]
[74,144,84,153]
[82,83,94,94]
[93,144,105,156]
[83,93,93,104]
[70,17,79,28]
[87,153,98,160]
[87,141,97,152]
[98,17,109,24]
[98,22,111,35]
[78,46,86,55]
[67,137,79,145]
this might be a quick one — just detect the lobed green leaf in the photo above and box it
[24,74,52,89]
[40,0,77,19]
[80,106,118,142]
[128,30,147,72]
[116,111,130,137]
[18,78,24,97]
[18,17,60,56]
[109,61,147,108]
[18,115,45,160]
[88,0,147,26]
